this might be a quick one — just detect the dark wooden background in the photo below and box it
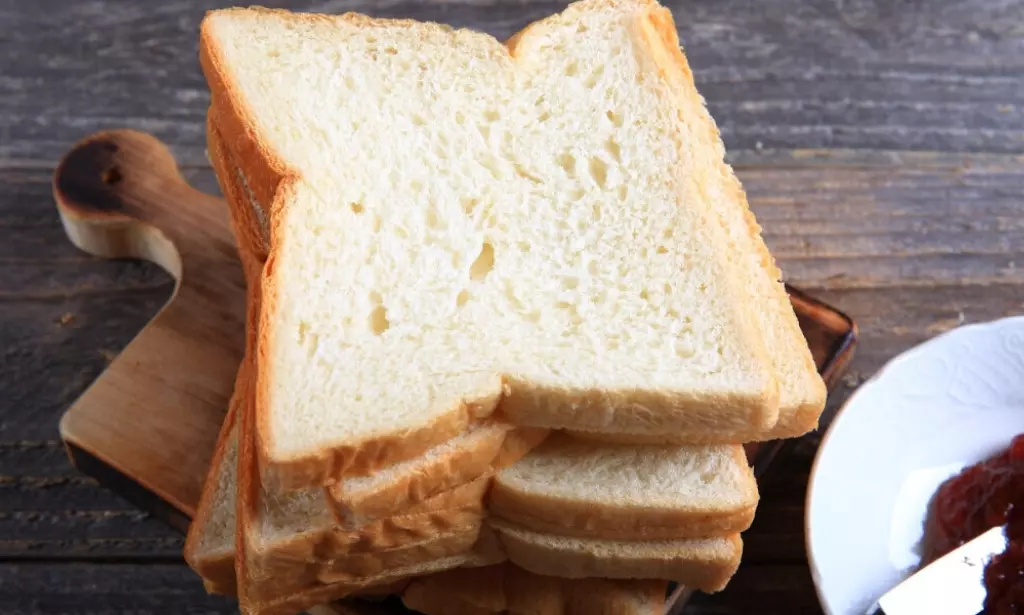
[4,0,1024,613]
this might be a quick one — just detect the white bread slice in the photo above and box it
[490,519,741,593]
[327,425,549,523]
[199,0,789,492]
[402,563,668,615]
[489,433,756,540]
[183,386,241,596]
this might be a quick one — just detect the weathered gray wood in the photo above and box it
[0,563,236,614]
[4,0,1024,167]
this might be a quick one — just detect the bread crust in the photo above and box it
[183,114,271,596]
[324,425,509,522]
[326,426,548,523]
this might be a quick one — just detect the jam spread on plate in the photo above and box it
[923,433,1024,614]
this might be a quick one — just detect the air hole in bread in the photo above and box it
[484,109,500,122]
[426,207,444,230]
[461,197,479,216]
[563,277,579,290]
[592,204,602,221]
[469,242,495,281]
[675,339,695,358]
[369,304,390,335]
[604,138,621,163]
[384,46,397,55]
[588,156,608,189]
[656,246,668,255]
[514,163,541,184]
[456,289,470,307]
[606,109,623,126]
[556,152,576,176]
[411,114,426,126]
[350,203,364,214]
[565,61,579,76]
[617,185,627,200]
[517,241,531,253]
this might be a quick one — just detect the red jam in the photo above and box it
[922,433,1024,614]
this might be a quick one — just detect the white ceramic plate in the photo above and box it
[806,316,1024,615]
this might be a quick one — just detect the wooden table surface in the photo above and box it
[4,0,1024,613]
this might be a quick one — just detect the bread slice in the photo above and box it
[327,425,548,523]
[488,433,756,540]
[183,383,242,595]
[402,563,668,615]
[199,0,793,492]
[490,519,741,593]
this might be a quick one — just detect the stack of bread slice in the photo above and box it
[184,0,826,613]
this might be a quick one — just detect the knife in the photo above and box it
[865,524,1007,615]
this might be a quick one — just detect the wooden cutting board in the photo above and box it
[54,129,857,614]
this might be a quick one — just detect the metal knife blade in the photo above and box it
[866,524,1007,615]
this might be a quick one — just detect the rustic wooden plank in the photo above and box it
[0,563,235,614]
[5,0,1024,166]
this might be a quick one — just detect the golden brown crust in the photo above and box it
[325,425,547,523]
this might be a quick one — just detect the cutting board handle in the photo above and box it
[54,129,216,278]
[55,130,247,525]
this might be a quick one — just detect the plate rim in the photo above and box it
[803,314,1024,615]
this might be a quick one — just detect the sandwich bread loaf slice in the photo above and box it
[199,0,787,492]
[489,433,757,539]
[490,518,741,593]
[326,424,549,524]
